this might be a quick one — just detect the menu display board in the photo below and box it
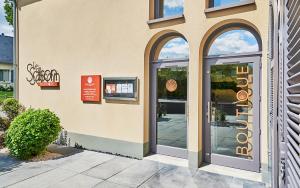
[81,75,101,102]
[103,77,138,101]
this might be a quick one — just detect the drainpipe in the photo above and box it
[12,0,18,99]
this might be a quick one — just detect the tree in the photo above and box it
[4,0,13,26]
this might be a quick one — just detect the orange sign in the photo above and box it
[37,82,60,87]
[81,75,101,102]
[166,79,177,92]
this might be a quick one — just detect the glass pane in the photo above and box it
[208,30,259,56]
[10,70,13,82]
[159,0,184,18]
[3,70,9,81]
[210,63,254,159]
[211,0,248,7]
[157,67,187,149]
[0,70,3,81]
[158,38,189,60]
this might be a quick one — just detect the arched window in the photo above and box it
[207,29,259,56]
[156,37,189,61]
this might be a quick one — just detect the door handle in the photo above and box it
[207,101,211,124]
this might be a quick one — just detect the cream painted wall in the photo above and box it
[17,0,269,166]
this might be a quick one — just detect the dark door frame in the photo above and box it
[203,53,262,172]
[150,59,189,159]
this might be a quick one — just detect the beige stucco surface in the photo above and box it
[17,0,269,170]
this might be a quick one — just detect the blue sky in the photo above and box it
[159,38,189,60]
[208,30,259,55]
[162,0,245,17]
[163,0,184,17]
[0,0,13,37]
[158,30,258,59]
[213,0,244,7]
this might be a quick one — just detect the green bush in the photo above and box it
[2,98,25,122]
[0,85,13,92]
[5,109,61,159]
[0,98,25,131]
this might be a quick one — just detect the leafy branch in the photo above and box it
[4,0,13,26]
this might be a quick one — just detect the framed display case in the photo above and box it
[103,77,138,101]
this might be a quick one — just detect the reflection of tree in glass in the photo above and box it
[157,68,187,100]
[211,64,252,102]
[215,108,226,122]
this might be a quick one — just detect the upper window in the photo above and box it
[209,0,249,8]
[157,37,189,60]
[207,29,259,56]
[155,0,184,19]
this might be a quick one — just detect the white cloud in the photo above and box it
[208,30,258,55]
[159,38,189,59]
[164,0,184,9]
[0,23,13,36]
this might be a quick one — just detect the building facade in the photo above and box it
[0,33,14,83]
[16,0,271,184]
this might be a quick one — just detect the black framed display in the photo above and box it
[103,77,138,101]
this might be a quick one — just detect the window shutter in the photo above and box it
[285,0,300,187]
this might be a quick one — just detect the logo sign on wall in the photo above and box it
[166,79,177,92]
[81,75,101,102]
[26,62,60,87]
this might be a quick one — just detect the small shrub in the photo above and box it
[0,117,10,131]
[0,85,5,92]
[5,86,13,92]
[2,98,25,122]
[5,109,61,159]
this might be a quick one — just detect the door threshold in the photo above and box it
[144,154,188,168]
[199,163,263,182]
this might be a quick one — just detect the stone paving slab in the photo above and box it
[107,160,169,187]
[83,156,137,180]
[184,170,265,188]
[8,168,77,188]
[42,150,102,168]
[0,146,266,188]
[94,181,131,188]
[0,164,54,187]
[58,153,115,173]
[49,174,102,188]
[140,166,197,188]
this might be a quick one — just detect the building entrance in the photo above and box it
[203,55,261,171]
[151,61,188,158]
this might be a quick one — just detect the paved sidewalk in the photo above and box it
[0,146,266,188]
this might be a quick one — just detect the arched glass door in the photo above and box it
[150,36,189,158]
[204,29,261,171]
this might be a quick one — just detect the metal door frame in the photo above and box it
[203,54,261,172]
[150,60,189,159]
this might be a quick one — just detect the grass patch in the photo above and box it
[0,91,13,101]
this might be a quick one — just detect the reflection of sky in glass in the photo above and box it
[163,0,184,17]
[0,0,13,36]
[158,37,189,60]
[208,30,259,56]
[212,0,246,7]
